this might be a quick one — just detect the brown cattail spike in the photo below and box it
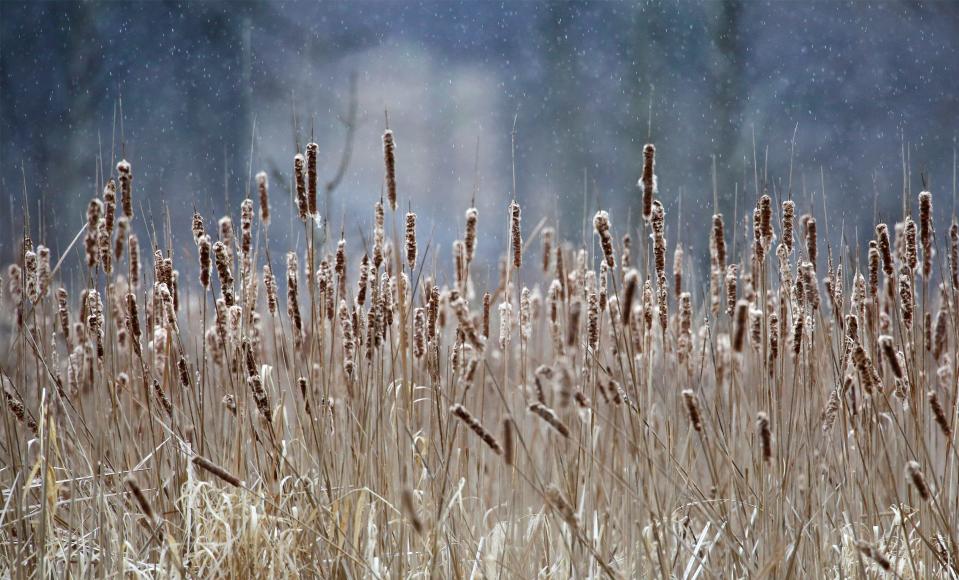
[640,143,656,220]
[450,404,502,454]
[383,129,397,210]
[509,200,522,269]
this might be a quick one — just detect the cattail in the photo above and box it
[240,198,254,256]
[804,216,817,269]
[919,191,933,278]
[128,234,141,288]
[801,262,819,311]
[263,264,277,315]
[899,269,914,330]
[3,388,38,436]
[192,456,242,487]
[640,143,656,220]
[905,461,931,501]
[756,412,772,462]
[509,200,522,269]
[450,404,502,454]
[338,300,355,378]
[305,142,318,215]
[400,488,423,535]
[356,253,370,307]
[725,264,738,316]
[950,222,959,289]
[114,160,133,220]
[404,211,417,270]
[481,291,491,339]
[904,217,918,271]
[621,269,639,326]
[732,300,749,352]
[851,343,877,393]
[928,390,953,439]
[293,153,308,220]
[520,287,532,346]
[855,541,892,572]
[287,253,303,345]
[932,308,948,361]
[528,401,570,438]
[383,129,397,210]
[566,299,582,348]
[541,227,553,272]
[189,212,205,247]
[875,223,894,276]
[125,477,156,524]
[673,244,684,298]
[593,211,615,269]
[413,307,426,358]
[247,369,272,422]
[213,241,235,306]
[497,300,511,351]
[586,290,599,351]
[820,387,840,433]
[682,390,703,432]
[781,200,795,253]
[758,194,773,246]
[194,235,211,290]
[502,418,514,466]
[464,207,478,264]
[878,335,903,379]
[255,171,270,225]
[152,379,173,418]
[651,201,666,281]
[545,485,579,529]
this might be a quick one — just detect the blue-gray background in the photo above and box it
[2,1,958,271]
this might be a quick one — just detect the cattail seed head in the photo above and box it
[464,207,478,263]
[116,159,133,220]
[804,216,817,269]
[293,153,308,220]
[640,143,656,220]
[928,390,953,439]
[405,212,417,270]
[509,200,522,269]
[593,210,615,269]
[306,142,318,216]
[682,389,703,432]
[756,412,772,462]
[732,299,749,353]
[528,401,570,438]
[256,171,270,224]
[192,456,242,487]
[541,227,554,273]
[781,200,794,253]
[213,241,235,306]
[198,235,212,290]
[383,129,397,210]
[905,460,931,501]
[450,404,502,454]
[918,190,933,278]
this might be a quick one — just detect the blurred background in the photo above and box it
[2,1,958,272]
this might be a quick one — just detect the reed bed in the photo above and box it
[1,131,958,579]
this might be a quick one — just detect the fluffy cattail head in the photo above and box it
[256,171,270,224]
[117,159,133,219]
[405,212,417,270]
[293,153,308,220]
[905,460,931,501]
[464,207,478,262]
[593,210,615,269]
[682,390,703,432]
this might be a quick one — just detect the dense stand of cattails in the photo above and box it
[4,131,959,580]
